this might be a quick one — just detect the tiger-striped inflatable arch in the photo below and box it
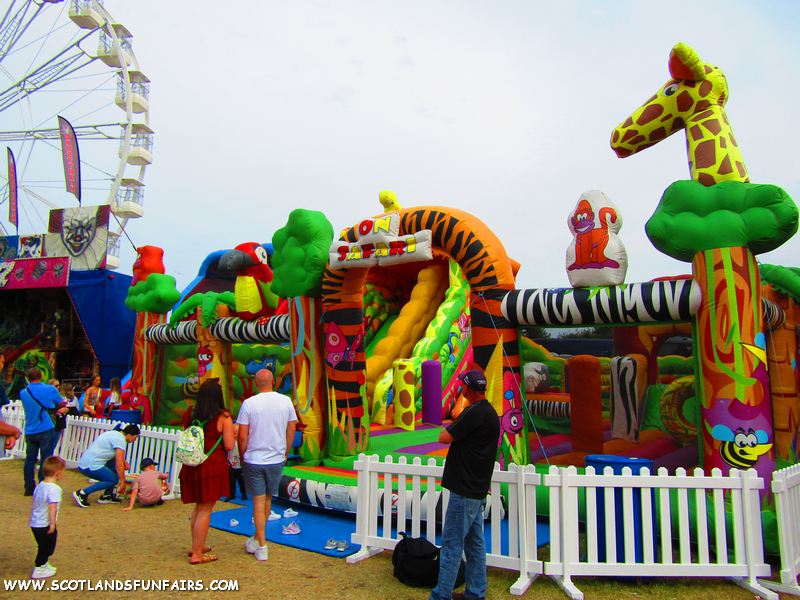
[320,206,525,463]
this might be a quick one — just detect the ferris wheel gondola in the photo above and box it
[0,0,152,269]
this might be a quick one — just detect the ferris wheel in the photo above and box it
[0,0,152,270]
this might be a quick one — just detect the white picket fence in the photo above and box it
[349,454,778,600]
[0,406,182,499]
[545,465,773,599]
[347,454,544,594]
[762,463,800,596]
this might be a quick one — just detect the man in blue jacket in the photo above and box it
[19,368,67,496]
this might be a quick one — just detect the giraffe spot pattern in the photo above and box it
[398,389,412,409]
[702,119,722,135]
[698,80,713,97]
[403,371,414,385]
[677,91,694,112]
[621,129,639,143]
[637,103,663,126]
[698,172,716,186]
[649,126,667,142]
[402,410,413,427]
[695,139,716,168]
[717,155,733,175]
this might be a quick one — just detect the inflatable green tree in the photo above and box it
[646,179,798,480]
[271,209,334,463]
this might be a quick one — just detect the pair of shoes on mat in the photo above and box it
[268,510,281,521]
[283,507,298,518]
[282,521,301,535]
[324,538,349,552]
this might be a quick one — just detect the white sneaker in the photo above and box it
[268,510,281,521]
[255,544,268,561]
[283,508,298,518]
[31,563,56,579]
[282,521,301,535]
[245,536,258,554]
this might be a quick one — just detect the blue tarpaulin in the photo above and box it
[68,269,136,382]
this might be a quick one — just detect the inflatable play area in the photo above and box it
[117,43,799,548]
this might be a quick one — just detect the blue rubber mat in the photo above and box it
[209,497,359,558]
[211,497,550,558]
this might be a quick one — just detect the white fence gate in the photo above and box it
[349,454,778,600]
[762,463,800,596]
[0,406,182,499]
[543,464,774,600]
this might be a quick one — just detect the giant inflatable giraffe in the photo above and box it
[611,42,748,186]
[609,43,800,492]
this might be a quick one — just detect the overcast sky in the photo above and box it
[4,0,800,296]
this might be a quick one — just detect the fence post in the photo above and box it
[347,453,382,564]
[730,469,777,600]
[760,466,800,597]
[510,463,541,595]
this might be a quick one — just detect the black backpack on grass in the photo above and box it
[391,532,466,588]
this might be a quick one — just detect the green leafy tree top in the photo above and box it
[646,180,798,262]
[271,209,334,299]
[125,274,181,314]
[761,263,800,303]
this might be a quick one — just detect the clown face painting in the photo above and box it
[45,206,109,270]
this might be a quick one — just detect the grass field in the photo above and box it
[0,460,791,599]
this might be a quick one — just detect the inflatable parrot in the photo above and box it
[218,242,283,321]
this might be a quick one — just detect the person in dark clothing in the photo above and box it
[429,368,500,600]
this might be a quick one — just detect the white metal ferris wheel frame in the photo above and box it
[0,0,151,262]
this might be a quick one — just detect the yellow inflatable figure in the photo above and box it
[611,43,748,187]
[379,190,403,212]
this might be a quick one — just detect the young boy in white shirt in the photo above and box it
[30,456,66,579]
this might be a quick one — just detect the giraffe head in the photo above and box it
[611,43,747,186]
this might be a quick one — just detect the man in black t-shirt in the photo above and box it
[429,368,500,600]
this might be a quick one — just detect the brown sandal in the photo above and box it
[189,554,217,565]
[188,546,211,557]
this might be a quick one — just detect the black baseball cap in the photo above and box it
[458,369,487,392]
[140,457,157,469]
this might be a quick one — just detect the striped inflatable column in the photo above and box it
[289,296,328,463]
[322,302,369,459]
[610,356,640,442]
[471,287,527,467]
[197,305,234,411]
[393,359,416,430]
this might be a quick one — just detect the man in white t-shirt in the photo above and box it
[237,369,297,562]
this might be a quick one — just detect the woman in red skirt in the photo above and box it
[179,379,234,564]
